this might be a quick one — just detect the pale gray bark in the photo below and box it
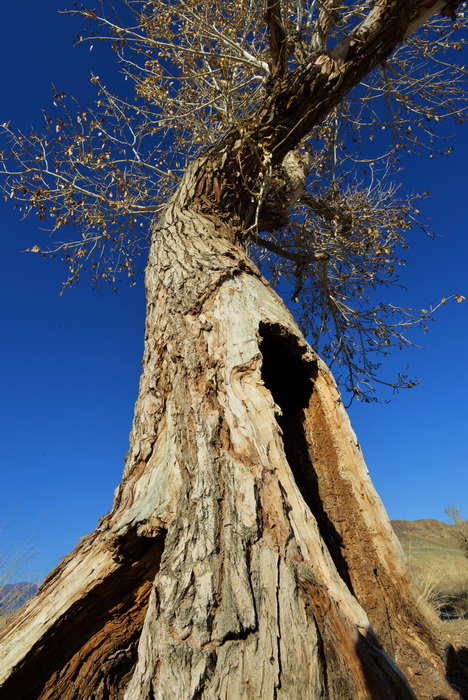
[0,188,458,698]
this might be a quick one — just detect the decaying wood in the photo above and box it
[0,188,462,698]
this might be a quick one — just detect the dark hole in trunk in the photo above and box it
[259,324,354,594]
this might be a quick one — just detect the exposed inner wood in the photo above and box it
[0,532,166,699]
[0,199,463,698]
[259,325,355,594]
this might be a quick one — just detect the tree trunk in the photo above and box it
[0,169,463,699]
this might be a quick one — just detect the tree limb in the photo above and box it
[265,0,288,79]
[252,233,329,264]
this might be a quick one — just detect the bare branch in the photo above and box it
[1,0,467,398]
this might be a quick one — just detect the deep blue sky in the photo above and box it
[1,2,467,583]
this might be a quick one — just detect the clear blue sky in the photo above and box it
[1,2,467,583]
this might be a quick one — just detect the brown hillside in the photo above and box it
[392,519,468,649]
[392,519,464,572]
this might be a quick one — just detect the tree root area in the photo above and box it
[0,532,166,700]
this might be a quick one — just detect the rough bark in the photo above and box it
[0,167,464,698]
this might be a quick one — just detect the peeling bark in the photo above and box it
[0,193,463,699]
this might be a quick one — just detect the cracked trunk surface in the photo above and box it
[0,194,459,699]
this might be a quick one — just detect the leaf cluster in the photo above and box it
[1,0,467,400]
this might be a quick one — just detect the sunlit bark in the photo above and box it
[0,170,461,697]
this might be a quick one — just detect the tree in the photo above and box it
[446,506,468,558]
[0,1,467,697]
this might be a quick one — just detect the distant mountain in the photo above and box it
[0,582,38,613]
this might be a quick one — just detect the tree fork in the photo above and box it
[191,0,465,235]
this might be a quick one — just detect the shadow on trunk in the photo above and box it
[259,323,354,595]
[0,529,166,700]
[445,645,468,699]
